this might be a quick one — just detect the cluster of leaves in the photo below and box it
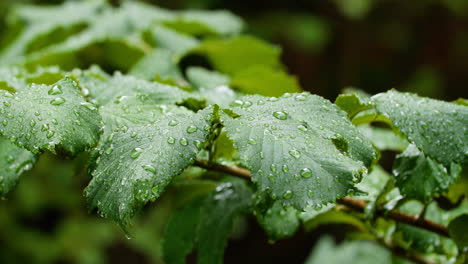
[0,1,467,263]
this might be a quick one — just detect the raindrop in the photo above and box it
[297,124,308,131]
[48,85,63,95]
[168,120,179,126]
[283,190,293,199]
[294,94,307,101]
[143,165,156,174]
[247,138,257,145]
[186,125,198,133]
[272,111,287,120]
[300,168,312,178]
[131,148,143,159]
[50,97,66,105]
[288,149,301,159]
[46,131,55,138]
[180,138,188,146]
[167,137,175,144]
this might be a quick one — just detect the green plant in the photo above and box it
[0,1,467,264]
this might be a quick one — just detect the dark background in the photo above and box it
[0,0,467,263]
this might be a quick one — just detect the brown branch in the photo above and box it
[194,160,450,238]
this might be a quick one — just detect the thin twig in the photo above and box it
[194,160,450,238]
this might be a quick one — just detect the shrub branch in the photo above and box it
[194,160,450,238]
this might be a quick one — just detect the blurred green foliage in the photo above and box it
[0,0,467,263]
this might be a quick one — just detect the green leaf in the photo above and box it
[149,25,200,55]
[395,201,446,253]
[372,90,468,167]
[0,138,37,197]
[0,67,27,92]
[163,180,253,264]
[303,209,366,232]
[186,67,236,107]
[163,197,204,264]
[231,65,301,96]
[222,93,377,210]
[305,237,392,264]
[335,92,373,119]
[0,1,103,63]
[75,72,201,107]
[193,35,281,75]
[448,214,468,252]
[393,144,461,202]
[196,180,252,264]
[358,125,408,152]
[254,199,300,240]
[129,49,184,83]
[354,165,391,203]
[85,106,213,227]
[0,77,102,155]
[163,10,244,36]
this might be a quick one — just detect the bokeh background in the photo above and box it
[0,0,466,263]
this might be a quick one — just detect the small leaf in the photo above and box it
[393,144,461,202]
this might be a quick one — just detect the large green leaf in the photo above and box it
[222,93,377,210]
[0,77,101,155]
[163,180,253,264]
[0,138,37,197]
[393,144,461,202]
[372,90,468,167]
[85,106,213,226]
